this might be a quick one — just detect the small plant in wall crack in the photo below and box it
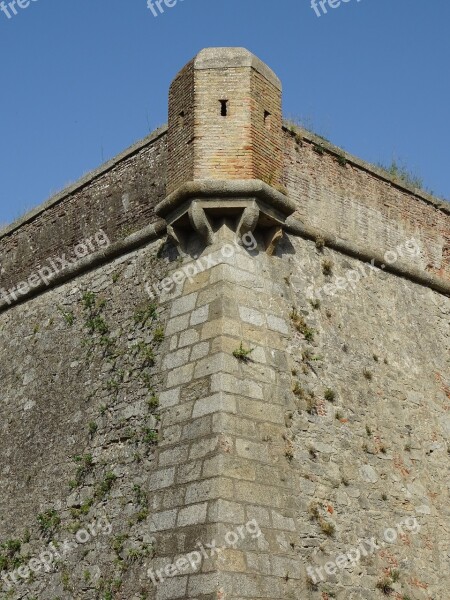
[306,394,318,415]
[95,471,117,500]
[322,259,333,276]
[81,290,116,357]
[306,574,318,591]
[363,368,373,381]
[308,298,321,310]
[57,305,75,326]
[292,381,305,398]
[376,577,394,595]
[143,427,159,445]
[233,342,254,362]
[315,235,325,251]
[37,509,61,540]
[302,347,313,361]
[71,453,94,488]
[293,382,318,414]
[391,569,400,583]
[0,540,22,571]
[290,307,315,341]
[302,350,323,364]
[82,291,96,311]
[147,394,159,411]
[112,534,128,560]
[284,439,295,462]
[132,484,147,507]
[88,421,98,437]
[134,301,158,327]
[136,341,155,367]
[153,326,165,343]
[309,501,321,519]
[319,519,335,537]
[70,498,93,519]
[313,142,325,155]
[86,315,109,335]
[308,501,335,537]
[324,388,336,402]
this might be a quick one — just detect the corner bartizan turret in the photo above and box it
[155,47,295,253]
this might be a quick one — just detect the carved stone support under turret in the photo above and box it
[157,47,295,253]
[155,179,296,253]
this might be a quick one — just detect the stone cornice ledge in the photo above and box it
[285,216,450,297]
[155,179,297,218]
[0,221,166,314]
[1,212,447,315]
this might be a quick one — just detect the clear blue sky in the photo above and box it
[1,0,449,226]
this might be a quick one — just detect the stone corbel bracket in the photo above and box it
[155,180,296,254]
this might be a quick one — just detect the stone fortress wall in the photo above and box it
[0,47,448,600]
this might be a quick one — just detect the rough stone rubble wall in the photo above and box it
[146,228,449,600]
[1,221,448,600]
[0,119,449,600]
[0,238,171,599]
[281,234,450,600]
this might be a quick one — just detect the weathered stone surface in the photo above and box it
[0,46,448,600]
